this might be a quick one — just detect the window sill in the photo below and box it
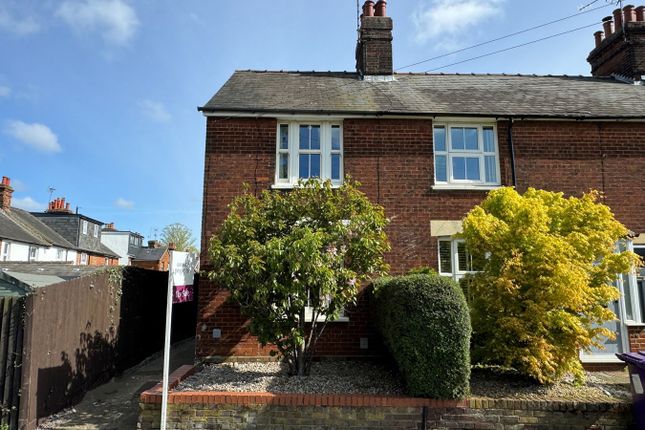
[579,355,624,364]
[432,184,501,191]
[272,183,342,190]
[625,321,645,327]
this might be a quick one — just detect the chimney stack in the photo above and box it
[47,197,73,213]
[0,176,13,210]
[588,5,645,80]
[148,240,160,248]
[356,0,393,76]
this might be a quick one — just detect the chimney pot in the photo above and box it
[66,203,70,210]
[613,8,623,29]
[168,242,176,251]
[1,177,9,186]
[594,31,604,48]
[362,1,374,17]
[623,5,636,22]
[636,6,644,21]
[375,0,387,17]
[602,16,614,37]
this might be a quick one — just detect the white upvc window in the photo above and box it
[93,224,99,238]
[438,238,479,281]
[56,248,65,261]
[82,220,88,235]
[1,242,10,261]
[274,122,343,187]
[80,253,88,265]
[619,240,643,324]
[433,123,501,189]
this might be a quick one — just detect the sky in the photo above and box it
[0,0,622,247]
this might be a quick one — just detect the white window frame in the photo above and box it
[433,122,501,190]
[82,220,88,235]
[56,248,65,261]
[93,224,99,238]
[273,121,343,188]
[1,241,11,261]
[80,253,88,265]
[620,240,643,325]
[437,238,478,281]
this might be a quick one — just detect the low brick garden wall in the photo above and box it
[138,366,634,430]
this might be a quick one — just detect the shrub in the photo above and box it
[208,179,390,376]
[374,274,471,399]
[462,187,640,384]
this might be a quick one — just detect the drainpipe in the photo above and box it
[508,118,517,187]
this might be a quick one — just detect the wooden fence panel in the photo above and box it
[0,297,25,430]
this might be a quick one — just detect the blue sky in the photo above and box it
[0,0,620,246]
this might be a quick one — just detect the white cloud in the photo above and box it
[4,120,62,153]
[0,86,10,97]
[12,196,46,212]
[56,0,139,46]
[413,0,505,46]
[0,8,40,36]
[139,99,171,122]
[115,197,134,209]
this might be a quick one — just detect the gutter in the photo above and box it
[197,108,645,122]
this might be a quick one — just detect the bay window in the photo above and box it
[433,123,500,189]
[275,122,343,187]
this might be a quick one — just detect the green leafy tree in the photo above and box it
[462,187,640,384]
[207,180,390,376]
[161,223,198,253]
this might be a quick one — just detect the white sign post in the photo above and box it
[160,250,197,430]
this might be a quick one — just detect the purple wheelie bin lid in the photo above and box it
[616,351,645,367]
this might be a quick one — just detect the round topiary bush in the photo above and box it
[374,274,471,399]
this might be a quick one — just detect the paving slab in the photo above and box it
[37,338,195,430]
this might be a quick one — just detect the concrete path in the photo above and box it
[37,338,195,430]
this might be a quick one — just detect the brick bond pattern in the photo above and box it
[138,367,633,430]
[198,117,645,360]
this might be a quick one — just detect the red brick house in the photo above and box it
[197,2,645,365]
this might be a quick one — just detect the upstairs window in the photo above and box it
[2,242,11,261]
[28,246,38,262]
[433,124,500,188]
[93,224,99,238]
[275,122,343,187]
[82,220,88,235]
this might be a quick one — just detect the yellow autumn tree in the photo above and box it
[462,187,640,384]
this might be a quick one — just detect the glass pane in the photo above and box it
[331,154,341,180]
[434,127,446,152]
[279,153,289,179]
[464,128,478,150]
[299,125,310,150]
[439,241,452,274]
[485,156,497,183]
[331,126,341,151]
[457,242,469,272]
[311,125,320,150]
[280,125,289,150]
[435,155,447,182]
[466,158,480,180]
[451,128,464,150]
[452,157,466,180]
[483,127,495,152]
[299,154,309,179]
[623,274,634,321]
[310,154,321,178]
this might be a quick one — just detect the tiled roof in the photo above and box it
[0,208,76,248]
[133,247,167,262]
[200,71,645,119]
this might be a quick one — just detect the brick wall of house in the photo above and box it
[197,116,645,359]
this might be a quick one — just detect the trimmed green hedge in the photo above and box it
[374,274,471,399]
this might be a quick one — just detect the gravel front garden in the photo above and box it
[176,360,631,403]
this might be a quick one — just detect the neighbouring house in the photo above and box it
[0,177,78,263]
[31,198,119,266]
[100,223,145,266]
[197,2,645,366]
[130,240,171,271]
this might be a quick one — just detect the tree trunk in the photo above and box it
[296,308,306,376]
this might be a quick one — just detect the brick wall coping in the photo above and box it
[140,365,629,413]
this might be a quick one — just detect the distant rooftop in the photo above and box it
[0,263,107,296]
